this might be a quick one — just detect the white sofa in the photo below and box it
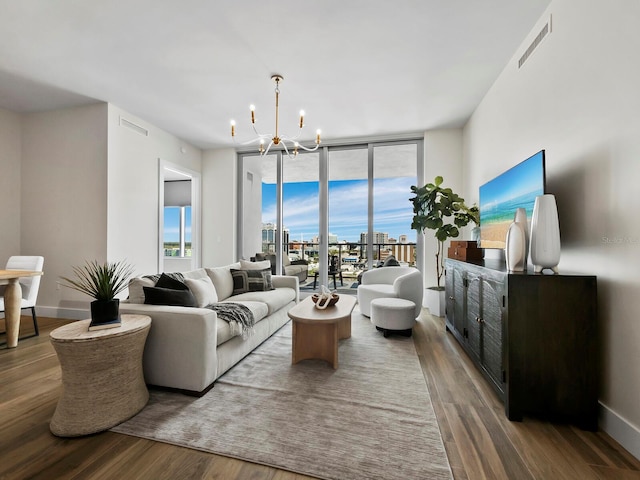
[120,261,298,396]
[357,267,423,318]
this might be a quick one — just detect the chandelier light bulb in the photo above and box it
[316,129,322,144]
[250,105,256,124]
[230,120,236,137]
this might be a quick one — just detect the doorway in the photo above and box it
[158,160,201,273]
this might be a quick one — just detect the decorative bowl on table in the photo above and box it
[311,293,340,308]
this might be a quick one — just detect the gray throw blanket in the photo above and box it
[206,302,255,340]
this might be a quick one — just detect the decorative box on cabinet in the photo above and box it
[444,258,598,430]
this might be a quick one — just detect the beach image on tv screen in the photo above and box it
[479,151,545,249]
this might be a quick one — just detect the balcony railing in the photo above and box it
[261,242,417,293]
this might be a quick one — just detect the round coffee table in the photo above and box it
[49,314,151,437]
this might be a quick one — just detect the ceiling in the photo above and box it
[0,0,551,150]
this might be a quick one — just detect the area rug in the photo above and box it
[112,309,452,480]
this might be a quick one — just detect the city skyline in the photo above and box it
[262,177,416,243]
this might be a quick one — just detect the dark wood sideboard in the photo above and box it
[444,258,598,430]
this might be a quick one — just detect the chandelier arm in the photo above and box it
[250,121,268,139]
[233,135,271,147]
[281,142,293,158]
[293,142,320,152]
[262,140,275,157]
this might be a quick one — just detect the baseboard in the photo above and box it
[36,306,88,321]
[599,401,640,461]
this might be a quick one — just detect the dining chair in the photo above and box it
[312,255,344,289]
[0,255,45,340]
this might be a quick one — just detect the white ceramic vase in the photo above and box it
[505,212,527,272]
[530,194,561,273]
[514,207,529,265]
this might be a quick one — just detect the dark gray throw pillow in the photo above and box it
[230,268,274,295]
[143,286,197,307]
[155,272,189,290]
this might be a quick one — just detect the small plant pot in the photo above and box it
[90,299,120,324]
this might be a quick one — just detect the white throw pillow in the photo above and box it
[240,259,271,271]
[128,277,155,304]
[206,262,241,301]
[184,276,218,307]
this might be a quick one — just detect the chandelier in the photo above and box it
[230,74,321,157]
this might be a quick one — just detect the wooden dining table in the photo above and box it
[1,269,43,348]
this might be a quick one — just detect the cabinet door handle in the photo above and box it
[476,316,484,324]
[449,296,454,300]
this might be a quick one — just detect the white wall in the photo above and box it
[20,104,108,317]
[0,108,22,262]
[242,155,264,259]
[107,104,202,278]
[463,0,640,457]
[422,129,464,288]
[202,148,237,266]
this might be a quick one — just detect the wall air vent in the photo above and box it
[120,117,149,136]
[518,15,552,69]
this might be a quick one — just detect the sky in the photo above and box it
[164,206,192,242]
[262,177,417,243]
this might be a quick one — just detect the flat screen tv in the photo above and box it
[479,150,546,249]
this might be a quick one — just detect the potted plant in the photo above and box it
[60,260,134,325]
[410,176,478,315]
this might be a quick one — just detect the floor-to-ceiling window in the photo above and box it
[373,143,418,266]
[328,147,368,287]
[238,136,423,292]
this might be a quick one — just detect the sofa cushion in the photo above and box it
[240,259,271,271]
[216,300,269,345]
[206,263,241,301]
[230,287,296,315]
[230,268,274,295]
[284,264,307,276]
[128,276,155,304]
[184,276,218,307]
[143,286,198,307]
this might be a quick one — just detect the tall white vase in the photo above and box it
[505,210,527,272]
[530,194,561,273]
[514,207,529,266]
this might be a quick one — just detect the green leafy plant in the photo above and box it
[60,260,135,301]
[410,176,478,289]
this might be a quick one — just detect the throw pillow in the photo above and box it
[205,262,241,301]
[230,268,274,295]
[240,259,271,271]
[143,286,198,307]
[127,277,155,304]
[184,276,218,307]
[155,272,189,290]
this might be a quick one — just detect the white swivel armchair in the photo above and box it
[0,255,45,339]
[357,266,423,318]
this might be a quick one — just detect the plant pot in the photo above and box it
[90,299,120,324]
[423,287,445,317]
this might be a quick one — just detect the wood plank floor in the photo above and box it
[1,313,640,479]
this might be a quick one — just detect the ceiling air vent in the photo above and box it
[120,117,149,136]
[518,15,552,69]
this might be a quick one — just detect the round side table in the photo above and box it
[49,314,151,437]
